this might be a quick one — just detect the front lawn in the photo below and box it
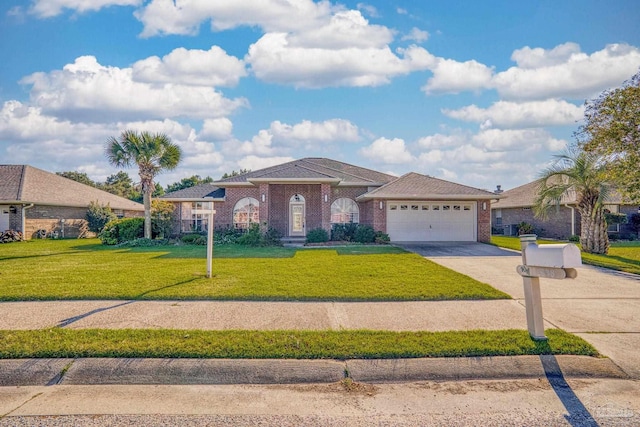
[492,236,640,275]
[0,328,598,359]
[0,239,508,301]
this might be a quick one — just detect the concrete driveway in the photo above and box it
[395,241,520,257]
[404,242,640,379]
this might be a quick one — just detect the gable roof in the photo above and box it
[492,179,625,209]
[0,165,144,211]
[357,172,500,201]
[215,158,396,186]
[161,183,225,201]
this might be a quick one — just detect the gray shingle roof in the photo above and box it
[215,158,396,185]
[161,183,225,200]
[0,165,144,211]
[358,172,500,200]
[492,179,625,209]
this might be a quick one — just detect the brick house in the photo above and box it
[0,165,144,239]
[492,179,638,239]
[162,158,500,243]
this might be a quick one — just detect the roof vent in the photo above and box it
[495,185,504,194]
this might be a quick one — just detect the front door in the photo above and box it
[289,195,306,237]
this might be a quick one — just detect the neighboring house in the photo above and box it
[162,158,500,243]
[0,165,144,239]
[492,179,638,239]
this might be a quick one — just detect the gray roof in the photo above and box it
[492,179,624,209]
[215,158,396,185]
[358,172,500,201]
[0,165,144,211]
[161,183,225,200]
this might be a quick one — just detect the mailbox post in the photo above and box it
[517,234,582,340]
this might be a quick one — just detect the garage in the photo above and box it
[386,201,476,242]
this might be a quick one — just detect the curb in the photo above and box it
[0,356,629,387]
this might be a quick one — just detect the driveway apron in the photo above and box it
[403,242,640,378]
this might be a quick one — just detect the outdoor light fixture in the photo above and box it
[379,201,383,210]
[482,202,487,211]
[261,194,265,202]
[324,194,328,202]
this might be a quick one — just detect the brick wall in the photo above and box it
[477,200,491,243]
[495,206,575,239]
[205,184,373,237]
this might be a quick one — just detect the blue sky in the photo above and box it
[1,0,639,190]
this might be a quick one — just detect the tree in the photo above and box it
[151,199,175,238]
[165,175,214,193]
[86,201,117,233]
[100,171,140,200]
[221,169,250,179]
[105,130,182,239]
[534,149,611,254]
[578,71,640,202]
[57,171,97,187]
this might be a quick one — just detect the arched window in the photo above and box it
[331,198,359,224]
[233,197,259,229]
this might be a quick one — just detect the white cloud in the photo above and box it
[201,118,233,140]
[269,119,360,143]
[417,132,468,150]
[493,43,640,100]
[132,46,246,87]
[511,42,581,69]
[402,27,429,43]
[247,34,434,88]
[288,10,393,49]
[28,0,140,18]
[471,128,566,152]
[135,0,333,37]
[359,137,415,164]
[422,58,494,94]
[414,127,570,190]
[21,56,247,122]
[443,99,584,129]
[356,3,379,18]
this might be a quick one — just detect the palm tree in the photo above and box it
[534,149,610,254]
[105,130,182,239]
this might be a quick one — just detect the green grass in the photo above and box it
[0,239,509,301]
[491,236,640,275]
[0,329,598,359]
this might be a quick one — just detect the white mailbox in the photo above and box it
[524,243,582,269]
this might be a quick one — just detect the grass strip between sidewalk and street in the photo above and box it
[0,329,598,359]
[491,236,640,275]
[0,239,509,301]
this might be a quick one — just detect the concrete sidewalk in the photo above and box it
[0,300,534,331]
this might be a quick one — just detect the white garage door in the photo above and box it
[387,201,476,242]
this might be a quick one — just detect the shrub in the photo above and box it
[99,217,144,245]
[569,235,580,243]
[306,227,329,243]
[214,227,242,245]
[237,223,263,246]
[354,225,376,243]
[604,212,628,225]
[331,223,358,241]
[374,231,390,244]
[263,226,283,246]
[86,201,117,233]
[151,200,175,238]
[181,233,207,245]
[517,222,534,235]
